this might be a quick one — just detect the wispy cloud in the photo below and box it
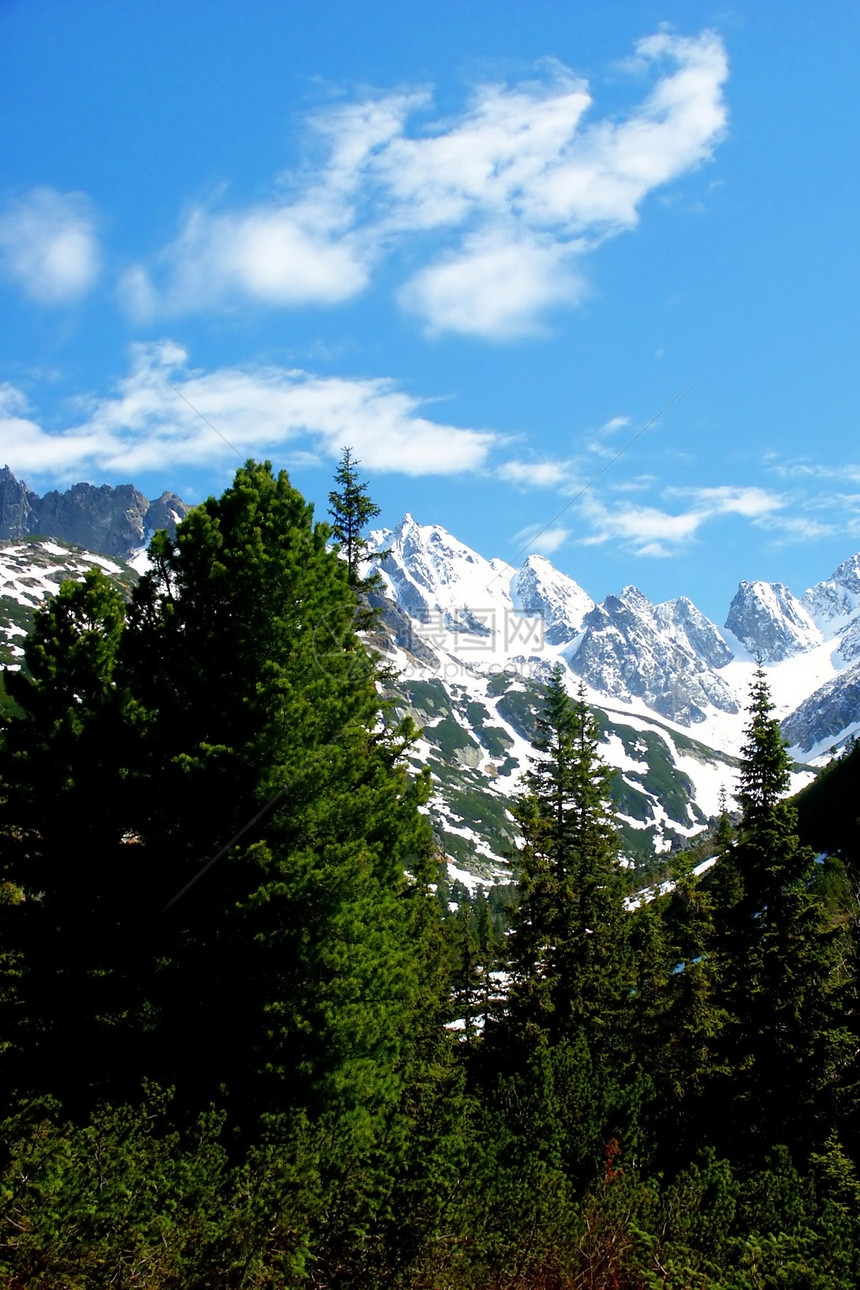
[759,515,836,542]
[579,495,704,556]
[576,484,784,556]
[769,459,860,484]
[125,29,728,338]
[513,522,571,555]
[497,456,580,489]
[0,343,497,481]
[496,417,637,491]
[0,188,101,303]
[668,484,781,518]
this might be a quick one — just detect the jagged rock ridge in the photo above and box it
[0,466,191,559]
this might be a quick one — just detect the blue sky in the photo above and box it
[1,0,858,622]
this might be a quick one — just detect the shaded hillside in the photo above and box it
[795,740,860,868]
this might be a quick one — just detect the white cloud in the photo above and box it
[513,523,571,555]
[669,484,783,519]
[0,343,497,481]
[0,188,101,303]
[498,456,578,488]
[400,230,584,339]
[120,206,370,319]
[152,206,371,314]
[129,30,728,337]
[580,496,704,551]
[577,482,783,555]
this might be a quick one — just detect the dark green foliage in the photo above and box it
[795,738,860,870]
[445,886,503,1042]
[707,666,854,1159]
[121,463,437,1132]
[1,475,859,1284]
[502,668,631,1056]
[0,463,440,1146]
[0,570,143,1107]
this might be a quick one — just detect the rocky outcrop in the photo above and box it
[0,466,191,559]
[725,580,821,662]
[565,586,739,725]
[782,662,860,754]
[0,467,39,539]
[655,596,733,669]
[144,491,191,537]
[512,555,594,645]
[37,482,150,556]
[803,554,860,627]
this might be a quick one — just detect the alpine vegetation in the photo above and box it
[0,461,858,1288]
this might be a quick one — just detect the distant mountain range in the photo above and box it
[1,468,859,886]
[367,513,860,756]
[360,515,860,881]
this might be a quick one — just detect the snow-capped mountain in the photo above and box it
[370,515,860,754]
[781,663,860,755]
[363,516,860,880]
[725,580,821,662]
[803,553,860,628]
[0,539,136,673]
[511,555,595,644]
[563,587,739,726]
[372,513,517,633]
[4,495,860,888]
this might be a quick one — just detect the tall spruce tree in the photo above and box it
[503,669,630,1054]
[479,669,634,1198]
[708,665,851,1157]
[0,462,441,1141]
[119,461,437,1132]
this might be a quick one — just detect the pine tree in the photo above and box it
[638,851,724,1168]
[503,669,630,1054]
[0,463,442,1141]
[328,446,383,588]
[708,665,852,1157]
[119,460,438,1133]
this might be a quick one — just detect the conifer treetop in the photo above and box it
[328,446,383,588]
[736,661,791,829]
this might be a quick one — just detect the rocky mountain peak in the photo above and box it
[0,466,191,559]
[566,586,739,725]
[369,515,515,632]
[512,555,594,644]
[830,552,860,594]
[725,579,821,662]
[0,466,39,539]
[656,596,733,669]
[803,552,860,628]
